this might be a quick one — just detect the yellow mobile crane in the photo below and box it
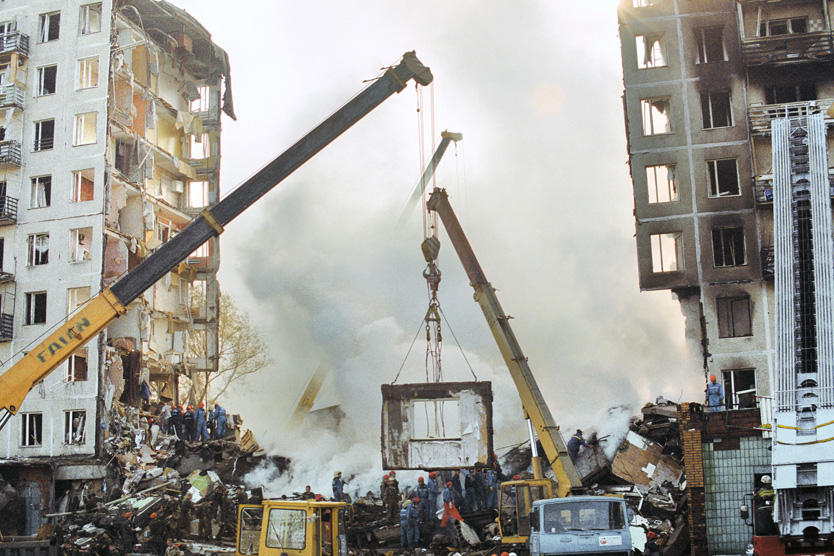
[0,51,433,431]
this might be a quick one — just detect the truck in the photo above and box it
[529,496,632,556]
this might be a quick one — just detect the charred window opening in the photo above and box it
[34,119,55,152]
[38,12,60,43]
[36,65,57,96]
[30,176,51,208]
[695,26,726,64]
[21,413,42,447]
[701,91,733,129]
[64,410,86,445]
[760,18,808,37]
[712,227,746,267]
[27,233,48,266]
[717,295,752,338]
[707,158,740,197]
[72,169,94,202]
[413,399,461,440]
[765,83,816,104]
[67,349,88,382]
[650,232,683,272]
[636,34,667,69]
[641,98,671,135]
[646,164,678,203]
[25,291,47,325]
[722,368,756,409]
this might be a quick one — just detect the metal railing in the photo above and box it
[741,32,834,66]
[33,136,53,152]
[748,99,834,135]
[0,313,14,341]
[0,83,24,109]
[0,140,20,166]
[761,246,775,279]
[0,32,29,56]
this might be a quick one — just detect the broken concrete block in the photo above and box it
[611,432,683,490]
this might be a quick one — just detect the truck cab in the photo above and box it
[498,478,553,544]
[236,499,348,556]
[529,496,632,556]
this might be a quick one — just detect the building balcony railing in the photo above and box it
[754,173,834,206]
[0,32,29,57]
[741,32,834,66]
[748,99,833,135]
[0,140,21,167]
[0,83,24,110]
[0,196,18,226]
[761,246,774,279]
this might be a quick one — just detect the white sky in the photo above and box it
[170,0,703,478]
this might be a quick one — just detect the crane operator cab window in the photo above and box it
[499,482,551,539]
[238,506,264,555]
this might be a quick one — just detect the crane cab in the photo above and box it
[498,478,553,544]
[236,499,348,556]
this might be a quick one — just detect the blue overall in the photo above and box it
[195,407,209,441]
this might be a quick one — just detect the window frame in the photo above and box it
[712,227,746,268]
[77,56,99,89]
[38,11,60,43]
[34,119,55,152]
[641,97,672,136]
[30,175,52,209]
[636,34,667,69]
[695,26,727,64]
[64,409,86,445]
[79,3,102,36]
[36,64,57,96]
[701,91,733,129]
[27,233,49,266]
[706,158,740,197]
[69,228,93,263]
[717,295,753,339]
[650,232,683,273]
[760,17,808,37]
[67,349,88,382]
[646,164,678,204]
[73,112,97,146]
[21,413,43,447]
[72,169,95,203]
[25,291,47,325]
[722,368,757,410]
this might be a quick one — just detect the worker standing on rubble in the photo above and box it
[118,512,135,553]
[384,471,400,522]
[380,474,390,500]
[474,467,488,510]
[183,405,196,441]
[198,500,213,541]
[170,405,182,437]
[416,477,430,519]
[406,497,422,547]
[174,492,193,540]
[464,469,476,512]
[159,402,172,434]
[213,403,227,439]
[451,470,463,508]
[441,481,464,529]
[332,471,347,502]
[567,430,590,462]
[705,374,725,412]
[426,471,438,522]
[148,512,168,555]
[399,500,410,547]
[195,403,209,442]
[164,539,183,556]
[486,468,499,509]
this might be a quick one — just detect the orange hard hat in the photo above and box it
[198,402,204,408]
[429,471,437,478]
[418,477,424,482]
[710,375,716,381]
[123,512,131,519]
[413,497,420,503]
[150,513,158,519]
[502,552,509,556]
[513,475,521,480]
[647,531,657,538]
[446,481,453,487]
[389,471,396,476]
[315,494,324,501]
[383,475,389,479]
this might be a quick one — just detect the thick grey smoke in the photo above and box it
[171,1,703,492]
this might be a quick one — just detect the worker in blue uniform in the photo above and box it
[406,498,421,547]
[705,374,725,412]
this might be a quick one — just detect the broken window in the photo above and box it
[77,57,98,89]
[636,34,667,69]
[701,91,733,129]
[190,85,211,113]
[412,399,461,439]
[70,228,92,262]
[25,291,47,325]
[646,164,678,203]
[706,158,739,197]
[27,233,48,266]
[67,286,90,315]
[265,508,306,550]
[36,65,57,96]
[722,368,756,409]
[72,169,94,202]
[695,26,726,64]
[66,349,88,382]
[712,227,746,267]
[38,12,60,42]
[188,181,210,208]
[30,176,51,208]
[64,410,86,445]
[34,119,55,151]
[79,4,101,35]
[156,216,173,243]
[21,413,42,447]
[641,98,671,135]
[765,83,816,104]
[73,112,97,145]
[189,132,210,159]
[650,232,683,272]
[717,295,752,338]
[760,18,808,36]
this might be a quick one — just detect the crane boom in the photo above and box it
[0,51,433,431]
[426,187,583,497]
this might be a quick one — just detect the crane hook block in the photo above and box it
[421,237,440,263]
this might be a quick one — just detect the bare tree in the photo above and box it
[185,293,271,405]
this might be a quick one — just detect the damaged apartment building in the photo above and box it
[0,0,230,534]
[619,0,834,553]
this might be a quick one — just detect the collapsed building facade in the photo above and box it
[619,0,834,553]
[0,0,230,535]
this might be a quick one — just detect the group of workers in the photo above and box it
[158,402,228,442]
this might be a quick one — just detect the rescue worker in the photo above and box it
[195,403,209,442]
[416,477,430,521]
[426,471,438,522]
[332,471,347,502]
[440,481,464,528]
[170,405,183,438]
[407,497,422,547]
[567,429,589,462]
[213,403,227,439]
[451,470,463,507]
[300,485,316,500]
[705,374,725,412]
[174,492,193,539]
[159,402,172,435]
[464,469,477,512]
[148,512,167,555]
[753,475,777,535]
[399,501,410,547]
[164,539,184,556]
[215,486,236,541]
[382,473,399,523]
[183,405,195,441]
[486,468,499,509]
[644,531,661,556]
[118,512,135,553]
[236,486,249,505]
[380,474,390,500]
[198,500,213,541]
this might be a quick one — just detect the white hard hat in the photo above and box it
[761,475,771,484]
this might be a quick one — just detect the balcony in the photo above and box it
[741,32,834,67]
[0,196,18,226]
[761,247,774,279]
[0,32,29,57]
[748,100,833,135]
[0,84,24,110]
[754,174,834,206]
[0,140,20,167]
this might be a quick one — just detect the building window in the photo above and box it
[77,57,98,89]
[21,413,42,447]
[30,176,51,208]
[650,232,683,272]
[641,98,671,135]
[190,85,211,113]
[72,169,95,202]
[36,65,57,96]
[25,292,47,325]
[156,216,173,243]
[73,112,97,145]
[70,229,92,262]
[646,164,678,204]
[79,4,102,35]
[64,410,86,445]
[722,368,756,409]
[706,158,740,197]
[636,34,667,69]
[712,227,746,267]
[701,91,733,129]
[717,295,752,338]
[0,22,16,36]
[34,120,55,151]
[38,12,60,42]
[27,233,49,266]
[765,83,816,104]
[67,349,88,382]
[188,181,209,208]
[67,286,90,314]
[695,26,726,64]
[760,18,808,36]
